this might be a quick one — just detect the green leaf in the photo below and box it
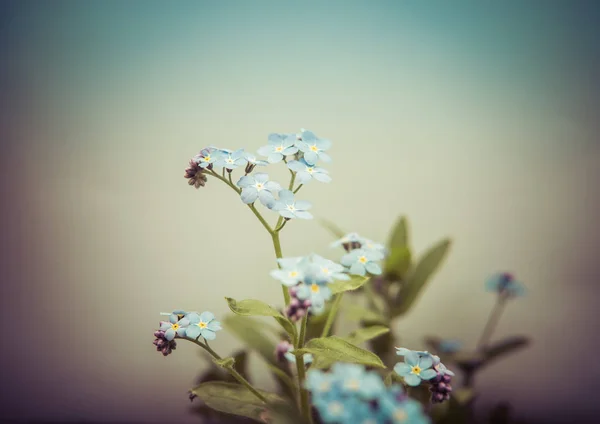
[483,336,530,364]
[296,336,386,368]
[225,297,295,337]
[384,246,412,280]
[213,356,235,369]
[310,355,336,370]
[266,363,297,395]
[387,215,409,249]
[452,388,476,406]
[344,325,390,345]
[329,276,369,294]
[191,381,284,421]
[343,304,387,324]
[392,238,452,316]
[318,218,346,238]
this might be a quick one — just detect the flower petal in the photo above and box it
[287,160,304,172]
[267,153,283,163]
[264,181,281,192]
[236,175,254,188]
[418,355,434,370]
[257,145,272,156]
[201,329,216,340]
[349,262,366,276]
[316,138,332,150]
[282,146,298,155]
[164,328,176,341]
[318,152,332,162]
[258,190,275,207]
[420,369,437,380]
[394,363,412,377]
[207,320,222,331]
[294,200,312,210]
[240,187,258,204]
[200,311,215,322]
[365,262,382,275]
[186,325,201,339]
[278,189,295,203]
[403,374,421,387]
[303,151,318,164]
[294,211,313,220]
[296,171,312,184]
[254,173,269,183]
[312,172,332,183]
[405,351,419,367]
[279,209,295,219]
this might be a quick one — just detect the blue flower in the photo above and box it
[383,398,430,424]
[296,282,332,314]
[271,190,313,220]
[438,339,463,354]
[270,256,309,286]
[396,348,441,366]
[244,152,269,167]
[486,272,526,297]
[214,148,248,170]
[193,147,220,169]
[307,254,350,284]
[236,173,281,207]
[305,369,338,396]
[393,349,437,386]
[341,248,384,276]
[331,363,385,400]
[358,238,387,255]
[287,158,331,184]
[283,346,313,365]
[257,133,298,163]
[159,312,189,341]
[296,130,332,164]
[182,311,222,341]
[434,362,455,377]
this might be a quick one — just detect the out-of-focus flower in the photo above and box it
[271,190,313,220]
[438,339,463,354]
[296,282,332,315]
[236,173,281,207]
[341,248,384,276]
[287,158,331,184]
[331,232,363,252]
[270,256,309,287]
[306,254,350,284]
[485,272,526,298]
[285,285,312,322]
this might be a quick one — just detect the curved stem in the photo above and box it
[249,204,274,233]
[295,315,311,422]
[275,220,288,233]
[477,296,507,349]
[321,293,343,338]
[293,184,303,194]
[183,337,268,403]
[228,171,234,186]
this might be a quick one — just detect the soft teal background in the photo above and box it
[1,1,599,422]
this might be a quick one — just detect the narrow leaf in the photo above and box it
[329,276,369,294]
[393,238,452,316]
[452,388,476,406]
[343,304,387,324]
[191,381,284,421]
[319,218,346,238]
[483,336,530,364]
[266,363,297,395]
[344,325,390,345]
[387,215,409,249]
[297,336,385,368]
[384,246,412,280]
[226,297,295,337]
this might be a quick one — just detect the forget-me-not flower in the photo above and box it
[306,254,350,284]
[330,232,363,251]
[485,272,526,297]
[257,133,298,163]
[296,282,332,314]
[283,346,314,366]
[393,349,437,386]
[271,190,313,220]
[194,147,219,169]
[331,363,385,400]
[341,248,384,276]
[159,312,189,341]
[214,148,248,170]
[182,311,222,341]
[270,256,309,286]
[236,173,281,207]
[297,130,332,164]
[287,159,332,184]
[244,152,269,167]
[358,238,387,254]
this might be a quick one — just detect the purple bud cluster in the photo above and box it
[275,340,293,362]
[153,330,177,356]
[429,371,453,403]
[284,286,312,322]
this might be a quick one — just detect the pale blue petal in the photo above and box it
[237,175,254,188]
[294,200,312,210]
[394,363,412,377]
[257,145,272,156]
[315,138,332,150]
[366,250,385,261]
[207,321,222,331]
[159,322,170,331]
[240,187,258,204]
[254,173,269,183]
[287,160,305,172]
[405,351,419,367]
[270,201,285,211]
[258,190,275,207]
[169,314,178,324]
[313,172,331,183]
[178,318,191,327]
[268,133,284,144]
[318,152,332,162]
[320,286,332,301]
[278,257,302,268]
[420,369,437,380]
[296,141,310,153]
[200,311,215,322]
[296,171,312,184]
[350,262,366,276]
[311,298,325,314]
[403,374,421,387]
[296,284,310,300]
[278,189,295,203]
[303,151,318,164]
[279,209,295,219]
[365,262,382,275]
[231,149,245,159]
[186,313,200,324]
[396,347,411,356]
[164,328,176,341]
[284,351,296,363]
[282,134,297,148]
[176,327,187,337]
[301,131,318,142]
[201,329,216,340]
[282,146,298,155]
[294,211,313,220]
[264,181,281,192]
[268,153,283,163]
[418,355,433,370]
[333,272,350,281]
[186,325,201,339]
[340,255,354,267]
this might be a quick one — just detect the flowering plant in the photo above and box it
[155,129,531,424]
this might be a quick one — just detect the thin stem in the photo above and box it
[222,167,226,178]
[272,231,291,305]
[227,171,234,186]
[321,292,343,338]
[477,295,507,349]
[275,220,288,233]
[293,184,303,194]
[295,315,311,422]
[184,337,268,403]
[249,204,274,233]
[288,170,296,191]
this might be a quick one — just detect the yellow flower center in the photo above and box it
[345,379,360,391]
[256,183,264,190]
[287,204,295,211]
[411,365,421,375]
[203,155,211,161]
[310,145,319,152]
[358,256,368,264]
[289,271,298,278]
[171,323,180,330]
[394,409,408,421]
[306,167,314,173]
[198,321,208,329]
[322,267,330,274]
[226,158,234,163]
[319,381,330,391]
[311,284,320,293]
[275,146,283,152]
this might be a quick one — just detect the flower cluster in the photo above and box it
[271,254,350,316]
[153,310,222,353]
[394,348,455,404]
[275,340,313,365]
[331,232,387,276]
[306,363,430,424]
[186,129,333,222]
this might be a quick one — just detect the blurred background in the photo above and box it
[1,0,599,423]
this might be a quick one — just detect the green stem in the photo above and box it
[227,170,234,186]
[293,184,303,194]
[184,337,268,403]
[272,231,291,305]
[275,220,288,233]
[295,315,311,422]
[321,292,343,338]
[249,204,274,233]
[477,295,507,349]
